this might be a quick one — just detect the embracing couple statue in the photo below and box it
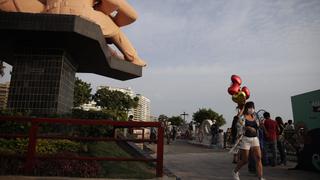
[0,0,146,67]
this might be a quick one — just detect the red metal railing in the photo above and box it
[0,116,164,177]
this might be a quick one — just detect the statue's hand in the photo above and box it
[94,0,138,27]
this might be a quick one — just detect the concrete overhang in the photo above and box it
[0,12,142,80]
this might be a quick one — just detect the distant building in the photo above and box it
[0,82,10,109]
[291,89,320,130]
[133,94,151,121]
[97,86,151,121]
[80,101,101,111]
[150,115,158,122]
[98,86,134,97]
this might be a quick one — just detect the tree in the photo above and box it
[92,87,139,113]
[158,114,168,122]
[192,108,226,127]
[168,116,185,126]
[73,77,92,107]
[131,96,140,110]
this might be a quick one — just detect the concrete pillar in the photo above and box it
[7,48,77,115]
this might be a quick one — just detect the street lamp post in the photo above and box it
[180,111,189,122]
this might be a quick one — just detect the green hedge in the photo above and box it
[0,138,80,155]
[0,109,123,137]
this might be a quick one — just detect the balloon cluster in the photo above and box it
[227,75,250,106]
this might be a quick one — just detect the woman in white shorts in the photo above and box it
[232,101,265,180]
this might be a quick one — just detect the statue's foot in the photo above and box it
[131,58,147,67]
[125,55,146,66]
[109,47,146,67]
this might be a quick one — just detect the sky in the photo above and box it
[1,0,320,129]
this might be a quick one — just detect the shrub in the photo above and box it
[0,153,102,177]
[0,109,30,117]
[34,109,116,137]
[0,138,80,155]
[0,138,28,154]
[72,109,115,120]
[0,157,24,175]
[0,121,30,134]
[34,152,101,177]
[52,140,80,153]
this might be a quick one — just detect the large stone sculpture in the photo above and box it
[0,0,146,67]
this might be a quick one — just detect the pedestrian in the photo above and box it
[232,101,265,180]
[217,129,224,149]
[258,119,267,166]
[263,112,278,167]
[150,127,157,144]
[165,122,172,145]
[172,126,177,141]
[285,120,295,130]
[231,116,239,163]
[128,115,134,135]
[248,118,266,172]
[231,116,239,145]
[211,120,219,145]
[188,122,194,139]
[229,115,244,162]
[275,116,286,165]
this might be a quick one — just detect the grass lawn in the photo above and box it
[87,141,156,179]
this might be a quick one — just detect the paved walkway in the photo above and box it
[162,140,320,180]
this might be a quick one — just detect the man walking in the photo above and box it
[210,120,219,145]
[263,112,278,166]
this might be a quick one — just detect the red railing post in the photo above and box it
[24,120,39,174]
[156,124,164,177]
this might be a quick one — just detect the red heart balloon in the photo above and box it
[228,84,240,95]
[231,75,242,85]
[241,86,250,99]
